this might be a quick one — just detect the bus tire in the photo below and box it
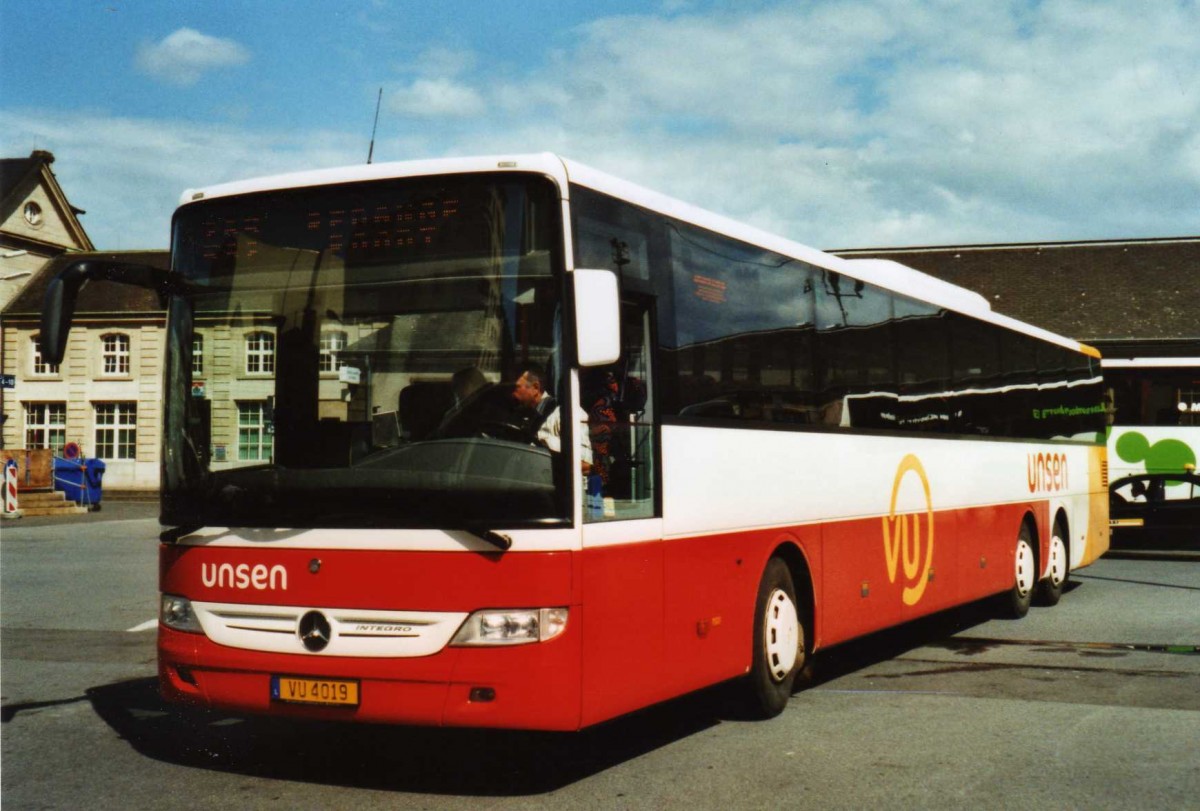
[746,557,804,718]
[1001,523,1037,619]
[1036,522,1069,606]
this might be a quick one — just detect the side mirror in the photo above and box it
[41,260,183,364]
[41,267,83,365]
[573,268,621,367]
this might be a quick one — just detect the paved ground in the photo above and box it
[2,509,1197,809]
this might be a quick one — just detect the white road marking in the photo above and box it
[126,619,158,633]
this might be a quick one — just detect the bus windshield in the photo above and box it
[161,173,569,529]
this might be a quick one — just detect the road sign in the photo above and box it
[0,374,14,389]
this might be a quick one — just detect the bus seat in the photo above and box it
[398,382,453,441]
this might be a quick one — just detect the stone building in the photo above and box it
[1,149,100,493]
[1,251,169,491]
[0,150,94,311]
[1,250,370,492]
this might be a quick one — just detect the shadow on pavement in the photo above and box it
[80,597,1008,796]
[1,694,93,722]
[804,592,1009,682]
[85,677,731,796]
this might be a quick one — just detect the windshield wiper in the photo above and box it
[161,524,204,544]
[160,512,514,551]
[464,528,513,551]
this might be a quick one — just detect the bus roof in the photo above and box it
[177,153,571,205]
[178,152,1099,360]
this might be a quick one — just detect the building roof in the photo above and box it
[2,250,170,317]
[832,237,1200,347]
[0,150,94,251]
[0,151,58,208]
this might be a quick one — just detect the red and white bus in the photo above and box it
[42,154,1109,729]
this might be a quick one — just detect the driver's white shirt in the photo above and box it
[536,393,561,453]
[537,393,592,466]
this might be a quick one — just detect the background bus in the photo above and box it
[41,154,1109,730]
[1104,356,1199,545]
[1104,357,1200,483]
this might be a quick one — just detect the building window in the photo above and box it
[245,332,275,375]
[192,334,204,375]
[237,401,273,461]
[100,333,131,376]
[31,336,60,376]
[25,402,67,455]
[95,403,137,460]
[319,330,347,373]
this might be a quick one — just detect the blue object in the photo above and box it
[586,473,603,519]
[53,457,86,504]
[84,458,106,508]
[53,457,106,510]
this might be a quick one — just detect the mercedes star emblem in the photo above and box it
[298,610,332,652]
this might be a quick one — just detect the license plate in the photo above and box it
[271,675,360,706]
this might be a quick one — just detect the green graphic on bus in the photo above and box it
[1114,429,1197,480]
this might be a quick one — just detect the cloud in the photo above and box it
[386,78,486,119]
[481,0,1200,246]
[135,28,250,87]
[0,108,366,249]
[407,46,477,78]
[7,1,1199,252]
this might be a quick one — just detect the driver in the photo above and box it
[513,366,561,452]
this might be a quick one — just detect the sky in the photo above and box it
[2,0,1198,252]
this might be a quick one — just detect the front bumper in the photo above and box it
[159,618,583,730]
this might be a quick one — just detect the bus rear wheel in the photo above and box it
[1036,523,1069,606]
[1000,524,1037,619]
[746,557,804,718]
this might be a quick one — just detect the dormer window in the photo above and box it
[100,333,131,376]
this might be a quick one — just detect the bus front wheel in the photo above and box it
[746,557,804,718]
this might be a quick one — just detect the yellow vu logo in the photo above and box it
[881,454,935,606]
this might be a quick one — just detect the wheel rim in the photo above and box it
[1049,534,1067,587]
[1015,538,1035,598]
[764,588,800,683]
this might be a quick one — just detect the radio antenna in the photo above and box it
[367,87,383,164]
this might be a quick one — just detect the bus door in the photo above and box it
[578,295,665,725]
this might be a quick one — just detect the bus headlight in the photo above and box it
[450,608,568,646]
[160,593,203,633]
